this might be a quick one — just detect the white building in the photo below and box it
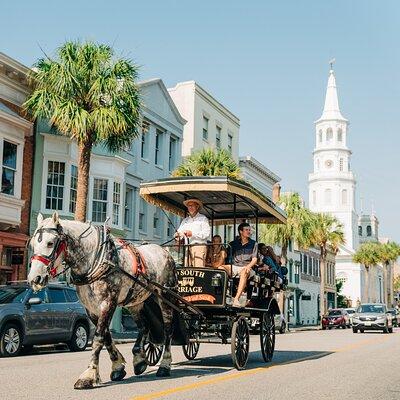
[308,67,385,307]
[239,156,280,198]
[168,81,239,161]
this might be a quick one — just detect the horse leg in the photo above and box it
[74,302,116,389]
[156,302,174,377]
[104,328,127,381]
[129,305,149,376]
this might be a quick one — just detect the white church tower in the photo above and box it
[308,65,362,306]
[308,66,358,249]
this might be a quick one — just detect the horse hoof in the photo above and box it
[156,367,171,377]
[110,368,126,381]
[134,360,148,376]
[74,379,95,390]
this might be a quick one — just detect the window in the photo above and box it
[294,262,300,284]
[29,288,48,303]
[288,260,293,283]
[153,209,161,236]
[312,190,316,205]
[216,125,221,149]
[141,122,150,159]
[48,288,67,303]
[341,189,347,205]
[92,178,108,222]
[318,130,323,143]
[65,289,79,302]
[202,116,209,140]
[339,158,344,171]
[124,186,133,228]
[324,188,332,205]
[1,141,17,195]
[228,134,233,154]
[169,137,176,172]
[112,182,121,225]
[69,165,78,213]
[303,254,308,274]
[288,239,292,252]
[337,129,343,142]
[139,198,147,232]
[167,219,175,237]
[155,129,163,165]
[46,161,65,210]
[358,226,363,236]
[367,225,372,237]
[308,257,313,275]
[326,128,333,141]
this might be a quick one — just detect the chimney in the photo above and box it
[272,183,281,203]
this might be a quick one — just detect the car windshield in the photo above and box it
[0,287,28,304]
[357,305,385,314]
[328,310,342,316]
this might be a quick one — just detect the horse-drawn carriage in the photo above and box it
[27,176,287,389]
[139,176,287,370]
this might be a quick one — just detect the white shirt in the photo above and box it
[177,212,211,244]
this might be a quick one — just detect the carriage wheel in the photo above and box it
[260,312,275,362]
[231,316,250,370]
[182,331,200,360]
[144,338,164,366]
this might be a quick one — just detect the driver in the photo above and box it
[175,198,211,267]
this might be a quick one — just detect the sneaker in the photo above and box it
[232,299,242,308]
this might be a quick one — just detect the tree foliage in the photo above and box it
[172,148,241,179]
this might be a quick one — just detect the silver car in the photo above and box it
[352,303,393,334]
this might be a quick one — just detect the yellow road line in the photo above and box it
[132,334,393,400]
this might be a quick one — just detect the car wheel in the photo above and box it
[383,325,389,334]
[360,329,364,333]
[388,327,393,333]
[0,323,23,357]
[68,323,89,352]
[352,328,358,333]
[322,326,326,330]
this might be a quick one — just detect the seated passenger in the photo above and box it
[206,235,227,269]
[219,222,258,307]
[258,244,281,275]
[174,198,211,267]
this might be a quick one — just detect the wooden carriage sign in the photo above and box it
[177,268,227,307]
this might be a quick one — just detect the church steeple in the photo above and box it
[317,68,347,122]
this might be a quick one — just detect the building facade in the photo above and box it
[239,156,280,198]
[0,53,34,283]
[168,81,239,161]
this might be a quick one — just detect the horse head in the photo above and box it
[28,211,67,292]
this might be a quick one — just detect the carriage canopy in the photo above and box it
[139,176,286,224]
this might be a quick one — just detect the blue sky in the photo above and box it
[2,1,399,241]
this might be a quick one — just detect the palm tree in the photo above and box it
[261,192,314,265]
[173,148,241,179]
[378,242,400,306]
[261,193,314,319]
[24,41,141,221]
[309,213,345,323]
[353,242,382,303]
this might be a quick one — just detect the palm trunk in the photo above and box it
[364,265,370,303]
[319,247,326,324]
[75,139,93,222]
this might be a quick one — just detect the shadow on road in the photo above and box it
[100,349,332,387]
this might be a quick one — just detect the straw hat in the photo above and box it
[183,198,203,209]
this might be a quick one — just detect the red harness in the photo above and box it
[30,241,67,277]
[117,239,146,275]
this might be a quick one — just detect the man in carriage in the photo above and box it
[219,222,258,307]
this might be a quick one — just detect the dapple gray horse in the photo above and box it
[28,212,177,389]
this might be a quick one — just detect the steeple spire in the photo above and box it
[317,62,347,122]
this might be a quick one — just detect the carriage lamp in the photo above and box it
[211,273,223,287]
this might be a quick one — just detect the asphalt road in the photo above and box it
[1,328,400,400]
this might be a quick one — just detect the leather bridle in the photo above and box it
[30,227,67,278]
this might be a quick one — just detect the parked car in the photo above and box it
[0,282,94,357]
[322,309,350,329]
[344,308,356,324]
[250,314,286,334]
[352,303,393,333]
[387,308,399,327]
